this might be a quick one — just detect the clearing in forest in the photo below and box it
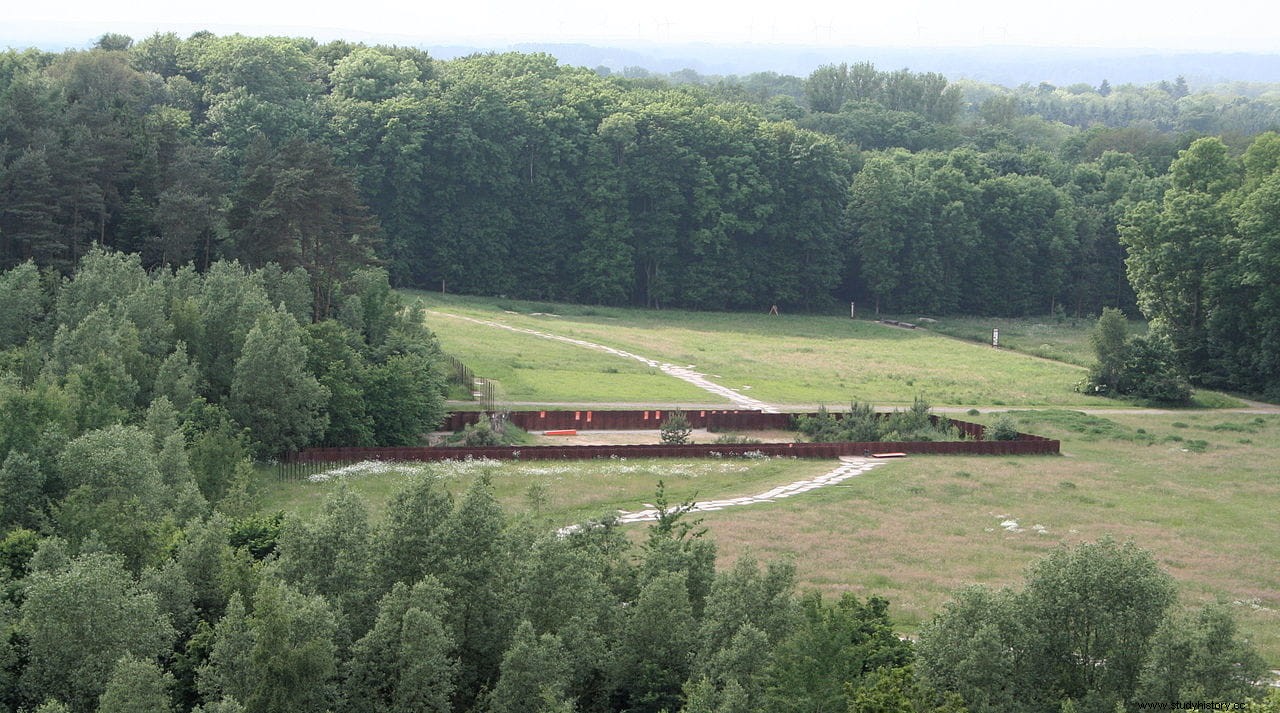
[264,293,1279,663]
[415,293,1100,408]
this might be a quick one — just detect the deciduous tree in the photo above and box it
[19,552,174,712]
[227,307,328,457]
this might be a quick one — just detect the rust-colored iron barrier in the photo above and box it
[440,408,797,432]
[292,410,1059,465]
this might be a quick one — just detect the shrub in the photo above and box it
[458,420,502,446]
[841,401,883,442]
[449,414,526,446]
[712,433,762,445]
[986,415,1020,441]
[1084,312,1191,405]
[797,397,960,443]
[793,406,844,441]
[660,409,692,445]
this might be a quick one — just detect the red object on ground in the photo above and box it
[544,429,578,436]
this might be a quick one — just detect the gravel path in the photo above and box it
[431,312,780,412]
[559,456,885,535]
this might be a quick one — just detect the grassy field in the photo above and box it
[414,293,1110,409]
[258,410,1280,664]
[696,409,1280,662]
[257,457,836,529]
[892,313,1145,367]
[262,292,1277,664]
[424,309,713,404]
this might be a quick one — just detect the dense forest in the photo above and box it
[2,31,1280,713]
[2,32,1279,394]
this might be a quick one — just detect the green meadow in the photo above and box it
[414,292,1110,408]
[259,293,1278,664]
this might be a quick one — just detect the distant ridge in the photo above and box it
[489,43,1280,88]
[4,22,1278,88]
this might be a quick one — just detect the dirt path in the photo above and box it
[558,456,885,535]
[431,311,780,413]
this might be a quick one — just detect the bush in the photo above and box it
[712,433,762,445]
[985,415,1020,441]
[660,409,692,445]
[1084,312,1191,405]
[881,396,951,441]
[793,405,844,441]
[449,414,526,446]
[458,420,502,446]
[796,397,960,443]
[1122,335,1192,405]
[841,401,883,442]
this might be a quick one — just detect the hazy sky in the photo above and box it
[9,0,1280,51]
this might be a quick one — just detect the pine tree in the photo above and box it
[614,571,696,713]
[244,580,338,713]
[438,475,513,708]
[197,593,254,705]
[370,474,453,593]
[660,409,692,445]
[344,577,455,713]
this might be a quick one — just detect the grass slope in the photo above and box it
[258,457,836,530]
[699,410,1280,663]
[424,309,713,404]
[414,293,1099,408]
[895,313,1141,367]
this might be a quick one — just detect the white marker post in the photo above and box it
[992,328,1000,348]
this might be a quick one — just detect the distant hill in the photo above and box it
[4,23,1278,88]
[438,42,1280,88]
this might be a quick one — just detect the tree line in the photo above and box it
[2,33,1278,389]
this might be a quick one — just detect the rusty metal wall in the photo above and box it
[292,411,1058,464]
[292,434,1059,463]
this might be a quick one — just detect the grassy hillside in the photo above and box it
[258,456,835,525]
[415,292,1105,408]
[895,313,1144,367]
